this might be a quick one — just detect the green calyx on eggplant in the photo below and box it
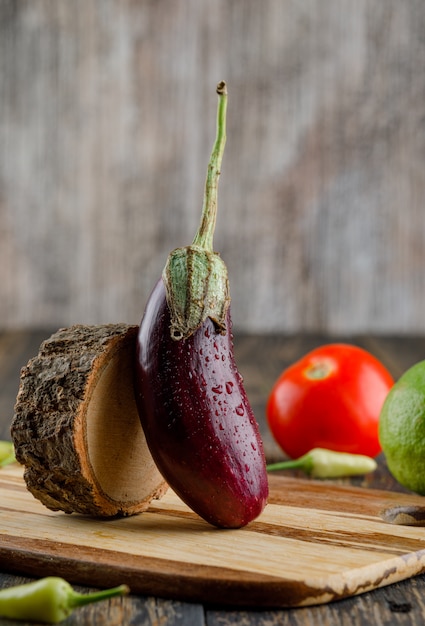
[134,81,269,528]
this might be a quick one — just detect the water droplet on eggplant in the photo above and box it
[225,381,233,394]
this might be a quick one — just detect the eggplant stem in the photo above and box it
[192,81,227,252]
[161,82,230,340]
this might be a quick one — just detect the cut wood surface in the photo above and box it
[11,324,167,517]
[3,463,425,608]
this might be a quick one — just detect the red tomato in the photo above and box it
[266,344,394,459]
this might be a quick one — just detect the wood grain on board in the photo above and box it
[2,464,425,608]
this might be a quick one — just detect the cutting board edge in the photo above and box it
[2,536,425,609]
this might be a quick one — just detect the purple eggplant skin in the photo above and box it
[134,279,269,528]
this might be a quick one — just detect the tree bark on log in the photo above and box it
[11,324,167,517]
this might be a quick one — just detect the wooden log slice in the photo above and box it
[11,324,168,517]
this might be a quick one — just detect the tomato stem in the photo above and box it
[303,362,333,380]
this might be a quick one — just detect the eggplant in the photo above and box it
[135,279,268,527]
[134,82,268,528]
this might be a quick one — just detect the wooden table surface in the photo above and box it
[1,329,425,625]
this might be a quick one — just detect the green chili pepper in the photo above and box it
[0,440,15,467]
[267,447,377,478]
[0,577,129,623]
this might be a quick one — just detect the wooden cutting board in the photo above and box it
[2,464,425,608]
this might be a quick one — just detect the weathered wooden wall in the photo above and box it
[1,1,424,333]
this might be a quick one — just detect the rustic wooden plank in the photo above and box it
[1,2,425,334]
[129,599,205,626]
[2,569,425,626]
[206,581,425,626]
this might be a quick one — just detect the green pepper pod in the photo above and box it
[267,447,377,478]
[0,440,15,467]
[0,577,129,623]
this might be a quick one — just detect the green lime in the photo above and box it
[379,360,425,494]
